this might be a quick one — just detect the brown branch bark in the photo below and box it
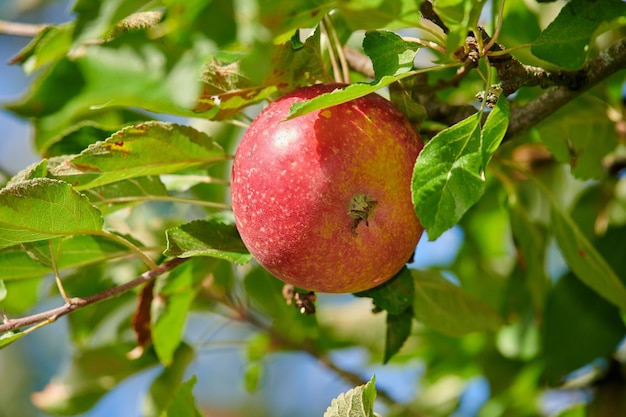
[506,36,626,139]
[480,28,587,97]
[0,257,188,333]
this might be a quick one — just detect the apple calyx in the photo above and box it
[348,194,378,235]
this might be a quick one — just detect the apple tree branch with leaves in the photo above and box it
[1,0,626,416]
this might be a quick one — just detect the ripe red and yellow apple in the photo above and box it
[231,83,424,293]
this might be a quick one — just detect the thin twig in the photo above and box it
[0,20,47,37]
[0,257,188,333]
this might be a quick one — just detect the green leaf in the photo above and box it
[481,98,510,167]
[0,280,5,301]
[433,0,486,52]
[0,330,25,350]
[339,0,421,30]
[6,159,49,188]
[362,30,419,78]
[543,274,626,381]
[412,269,503,336]
[0,278,41,315]
[412,100,509,241]
[32,344,158,415]
[7,31,210,153]
[509,204,549,313]
[144,344,197,417]
[324,375,377,417]
[61,264,138,347]
[152,261,208,366]
[0,235,129,280]
[8,23,73,74]
[531,0,626,69]
[412,113,482,240]
[43,110,151,158]
[244,361,263,393]
[164,217,251,265]
[384,309,413,363]
[84,176,168,214]
[50,122,225,190]
[555,404,586,417]
[286,73,416,119]
[259,0,333,44]
[537,96,617,179]
[161,376,203,417]
[72,0,151,43]
[262,28,330,90]
[0,178,103,249]
[354,266,414,315]
[388,78,427,123]
[243,267,318,344]
[550,205,626,310]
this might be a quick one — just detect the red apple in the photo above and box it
[231,83,424,293]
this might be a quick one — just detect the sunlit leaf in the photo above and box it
[164,217,251,265]
[363,30,419,78]
[0,178,103,249]
[412,99,509,240]
[0,280,6,302]
[324,375,377,417]
[50,122,225,190]
[531,0,626,69]
[412,269,503,336]
[412,113,482,240]
[286,73,417,119]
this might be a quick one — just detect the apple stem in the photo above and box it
[348,194,377,236]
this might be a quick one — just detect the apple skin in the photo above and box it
[231,83,424,293]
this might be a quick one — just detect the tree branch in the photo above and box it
[0,257,188,334]
[506,36,626,139]
[480,28,586,96]
[0,20,47,37]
